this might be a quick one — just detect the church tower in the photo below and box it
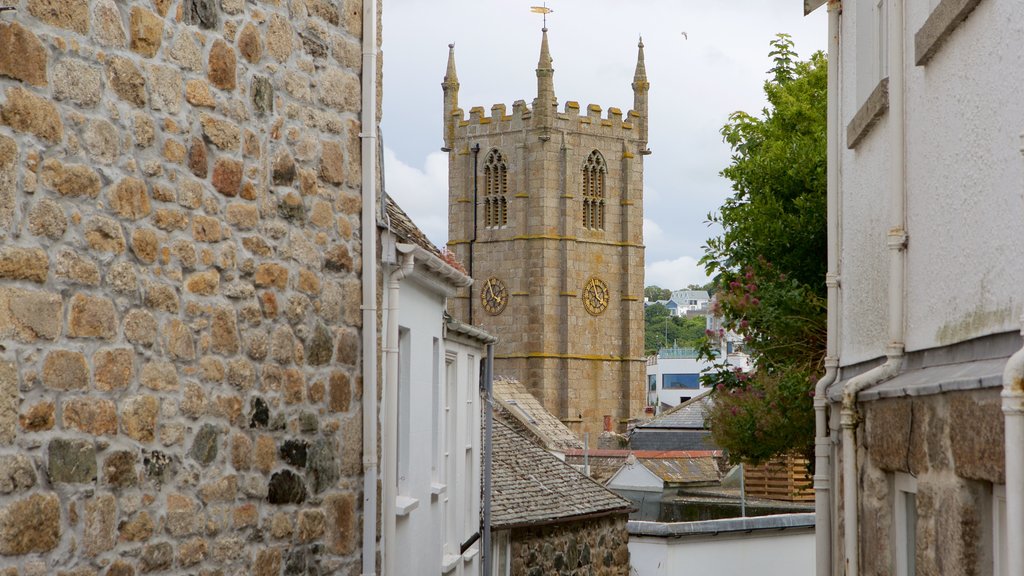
[445,30,648,436]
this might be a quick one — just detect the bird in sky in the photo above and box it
[681,31,688,40]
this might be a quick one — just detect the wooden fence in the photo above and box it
[743,454,815,502]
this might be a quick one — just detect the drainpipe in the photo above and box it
[842,1,906,574]
[481,342,495,576]
[468,143,481,325]
[1002,137,1024,576]
[383,246,415,576]
[360,1,379,574]
[813,2,841,575]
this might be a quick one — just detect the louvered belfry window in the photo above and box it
[483,149,508,228]
[582,150,606,230]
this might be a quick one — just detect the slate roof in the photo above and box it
[638,387,714,430]
[492,377,583,453]
[670,290,710,303]
[633,455,721,485]
[383,195,442,258]
[491,420,632,529]
[630,429,718,452]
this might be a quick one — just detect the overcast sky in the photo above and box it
[380,1,827,290]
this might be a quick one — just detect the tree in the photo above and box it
[644,304,708,355]
[699,34,827,464]
[644,285,672,302]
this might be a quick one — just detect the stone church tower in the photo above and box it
[444,29,647,435]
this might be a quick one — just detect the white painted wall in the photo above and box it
[629,529,815,576]
[645,355,709,408]
[607,460,664,493]
[386,270,483,576]
[838,0,1024,365]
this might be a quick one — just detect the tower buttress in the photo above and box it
[534,28,556,123]
[632,37,650,150]
[442,43,460,150]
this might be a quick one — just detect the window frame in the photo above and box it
[893,472,918,576]
[582,150,607,231]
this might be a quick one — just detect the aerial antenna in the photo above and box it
[530,3,553,28]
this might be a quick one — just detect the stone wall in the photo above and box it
[843,388,1002,576]
[510,514,629,576]
[0,0,369,573]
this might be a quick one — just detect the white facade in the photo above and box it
[629,515,815,576]
[646,344,749,409]
[606,459,665,493]
[837,0,1024,364]
[382,237,487,576]
[645,350,709,408]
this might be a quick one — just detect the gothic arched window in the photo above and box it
[483,149,508,228]
[582,151,606,230]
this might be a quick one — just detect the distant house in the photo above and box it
[490,420,633,575]
[669,290,711,315]
[645,347,709,408]
[606,452,721,493]
[631,388,717,451]
[380,198,495,576]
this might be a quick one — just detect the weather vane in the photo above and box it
[530,3,553,28]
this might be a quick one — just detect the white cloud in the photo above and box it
[645,256,711,291]
[382,146,449,247]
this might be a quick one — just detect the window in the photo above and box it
[856,0,888,103]
[483,149,508,228]
[647,374,656,392]
[398,328,411,490]
[993,484,1007,576]
[663,373,700,390]
[582,150,607,230]
[464,354,477,541]
[894,473,917,576]
[443,353,457,557]
[432,338,440,482]
[492,530,511,576]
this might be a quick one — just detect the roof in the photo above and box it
[631,455,721,485]
[491,420,632,529]
[638,388,714,430]
[629,430,718,452]
[670,290,710,302]
[492,377,583,452]
[383,195,443,258]
[628,512,815,538]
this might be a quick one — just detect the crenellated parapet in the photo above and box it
[443,31,648,150]
[450,99,641,139]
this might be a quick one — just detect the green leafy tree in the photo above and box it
[699,34,827,464]
[644,285,672,302]
[644,305,708,355]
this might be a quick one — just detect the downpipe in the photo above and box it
[383,247,415,576]
[814,3,842,574]
[843,0,906,574]
[1002,137,1024,576]
[359,0,379,574]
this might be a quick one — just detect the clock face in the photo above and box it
[480,277,508,315]
[582,277,610,316]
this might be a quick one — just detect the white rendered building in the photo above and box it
[380,199,494,576]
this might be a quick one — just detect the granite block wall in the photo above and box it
[0,0,371,573]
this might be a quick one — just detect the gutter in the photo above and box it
[359,1,379,573]
[841,1,907,575]
[382,245,415,576]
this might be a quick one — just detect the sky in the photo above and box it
[380,1,827,291]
